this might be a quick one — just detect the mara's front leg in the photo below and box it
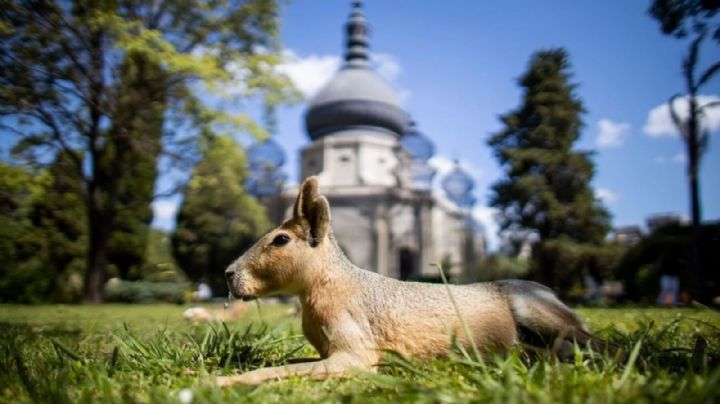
[216,353,373,386]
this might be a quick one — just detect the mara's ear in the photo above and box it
[293,176,331,245]
[293,176,318,220]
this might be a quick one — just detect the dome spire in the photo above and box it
[344,0,369,66]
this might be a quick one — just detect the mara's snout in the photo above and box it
[224,261,257,301]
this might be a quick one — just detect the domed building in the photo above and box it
[284,1,484,281]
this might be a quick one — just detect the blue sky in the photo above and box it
[2,1,717,250]
[248,0,719,249]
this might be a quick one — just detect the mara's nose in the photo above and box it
[225,268,235,280]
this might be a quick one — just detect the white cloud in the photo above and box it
[643,95,720,137]
[371,53,411,103]
[429,155,484,180]
[428,155,456,177]
[595,119,630,148]
[152,199,179,232]
[672,152,686,164]
[653,153,687,165]
[276,50,341,98]
[277,50,410,102]
[595,187,618,204]
[371,53,401,82]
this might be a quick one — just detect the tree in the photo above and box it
[0,153,88,303]
[0,0,296,302]
[0,162,49,302]
[106,53,165,280]
[487,49,611,296]
[30,150,88,302]
[172,135,271,297]
[141,229,183,283]
[648,0,720,302]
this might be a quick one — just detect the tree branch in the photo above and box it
[695,60,720,91]
[668,94,687,139]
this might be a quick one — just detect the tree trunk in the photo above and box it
[686,97,706,303]
[84,183,109,303]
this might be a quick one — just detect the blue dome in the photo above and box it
[248,138,285,170]
[245,169,287,197]
[442,162,476,208]
[401,124,435,161]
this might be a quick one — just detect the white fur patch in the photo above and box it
[509,288,563,324]
[511,295,532,323]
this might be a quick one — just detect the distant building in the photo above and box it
[278,1,484,281]
[612,213,690,247]
[646,213,688,233]
[613,226,643,247]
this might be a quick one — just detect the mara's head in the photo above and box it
[225,176,332,301]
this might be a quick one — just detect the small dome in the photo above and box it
[401,123,435,161]
[245,169,287,197]
[248,138,285,170]
[442,162,476,208]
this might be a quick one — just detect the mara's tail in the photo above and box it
[495,280,624,361]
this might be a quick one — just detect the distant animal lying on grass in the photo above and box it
[183,302,246,323]
[219,177,621,386]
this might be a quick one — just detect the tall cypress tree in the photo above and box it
[488,49,610,295]
[106,53,166,280]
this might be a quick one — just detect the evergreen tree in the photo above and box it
[106,53,166,280]
[172,135,271,297]
[487,49,610,295]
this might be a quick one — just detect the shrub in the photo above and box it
[103,279,187,304]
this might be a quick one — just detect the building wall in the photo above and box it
[300,129,410,189]
[288,131,482,282]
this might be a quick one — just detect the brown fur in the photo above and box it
[218,177,616,386]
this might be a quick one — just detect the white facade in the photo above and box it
[281,1,484,282]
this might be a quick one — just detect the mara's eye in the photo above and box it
[271,234,291,247]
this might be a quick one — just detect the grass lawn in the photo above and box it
[1,303,719,403]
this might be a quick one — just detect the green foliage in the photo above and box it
[173,135,271,297]
[648,0,719,303]
[0,162,49,303]
[0,153,88,303]
[487,49,611,295]
[104,280,187,304]
[106,52,166,280]
[140,230,184,283]
[474,254,529,282]
[0,0,297,302]
[616,222,720,302]
[532,239,625,299]
[1,305,719,403]
[648,0,720,41]
[30,151,88,302]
